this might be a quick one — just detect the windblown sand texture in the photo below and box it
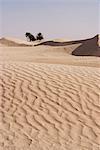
[0,37,100,150]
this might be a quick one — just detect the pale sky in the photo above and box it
[0,0,99,40]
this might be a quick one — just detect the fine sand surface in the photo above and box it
[0,46,100,68]
[0,38,100,150]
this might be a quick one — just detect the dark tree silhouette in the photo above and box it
[36,33,44,40]
[25,32,36,42]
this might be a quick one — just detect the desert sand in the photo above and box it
[0,37,100,150]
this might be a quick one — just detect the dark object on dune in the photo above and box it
[36,33,44,40]
[72,35,100,56]
[25,32,36,42]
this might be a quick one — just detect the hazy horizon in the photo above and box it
[0,0,99,40]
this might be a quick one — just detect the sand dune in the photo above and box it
[35,35,100,57]
[0,37,42,47]
[0,38,32,47]
[0,62,100,150]
[72,35,100,56]
[0,37,45,47]
[0,35,99,57]
[0,37,70,47]
[0,45,100,67]
[0,35,100,150]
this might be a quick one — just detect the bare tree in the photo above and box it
[25,32,36,42]
[36,33,44,40]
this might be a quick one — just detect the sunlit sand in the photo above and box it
[0,37,100,150]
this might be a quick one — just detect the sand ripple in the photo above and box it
[0,63,100,150]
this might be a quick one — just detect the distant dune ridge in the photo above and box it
[0,37,32,47]
[0,37,44,47]
[0,35,99,56]
[35,35,100,57]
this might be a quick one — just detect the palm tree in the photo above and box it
[25,32,36,42]
[36,33,44,40]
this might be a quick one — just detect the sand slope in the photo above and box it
[0,36,100,150]
[35,35,100,57]
[0,37,41,47]
[72,35,100,56]
[0,46,100,68]
[0,35,100,56]
[0,62,100,150]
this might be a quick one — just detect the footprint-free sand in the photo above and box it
[0,39,100,150]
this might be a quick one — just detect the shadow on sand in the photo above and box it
[35,35,100,57]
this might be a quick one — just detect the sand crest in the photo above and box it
[35,35,100,57]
